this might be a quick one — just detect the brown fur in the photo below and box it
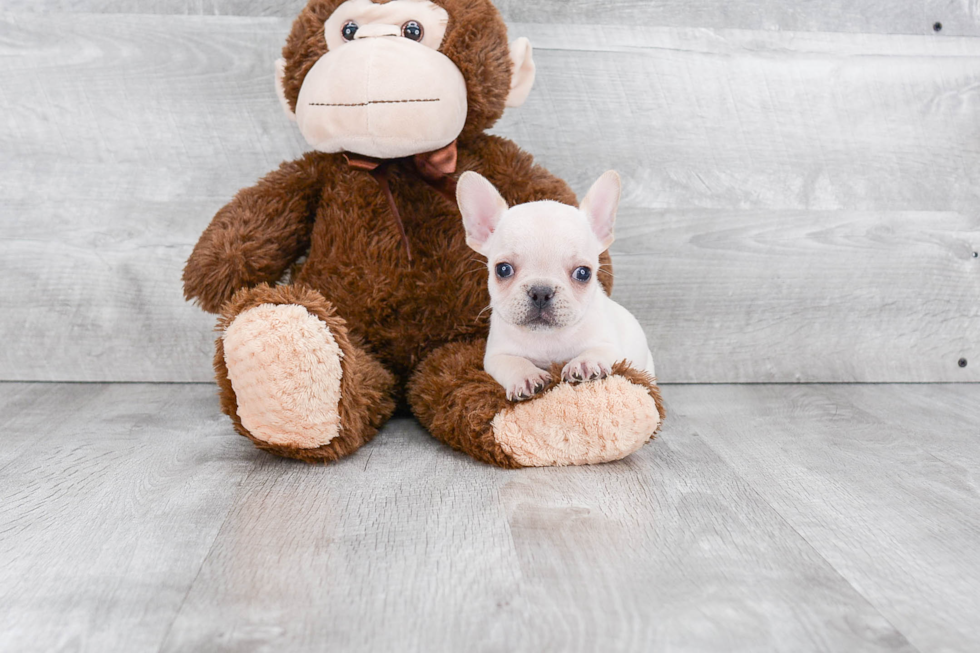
[407,339,522,467]
[183,154,335,314]
[184,0,645,464]
[187,132,611,387]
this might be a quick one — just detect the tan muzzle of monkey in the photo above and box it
[295,36,468,159]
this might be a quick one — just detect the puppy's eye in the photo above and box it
[342,21,358,41]
[402,20,423,41]
[495,262,514,279]
[573,266,592,282]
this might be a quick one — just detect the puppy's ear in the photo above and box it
[456,171,508,255]
[580,170,621,250]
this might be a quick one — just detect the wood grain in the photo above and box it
[502,24,980,214]
[8,381,979,651]
[5,1,975,37]
[0,383,259,653]
[673,383,980,653]
[2,198,225,382]
[615,209,980,383]
[152,385,912,653]
[158,418,531,652]
[2,14,979,382]
[496,434,912,652]
[0,383,111,471]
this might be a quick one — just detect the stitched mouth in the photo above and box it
[309,98,440,107]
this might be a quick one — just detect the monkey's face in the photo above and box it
[289,0,465,158]
[278,0,536,159]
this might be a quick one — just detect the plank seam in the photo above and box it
[155,460,262,653]
[688,426,927,652]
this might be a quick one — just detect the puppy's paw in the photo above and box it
[562,357,611,384]
[506,369,553,402]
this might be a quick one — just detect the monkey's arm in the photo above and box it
[460,133,614,293]
[183,153,330,313]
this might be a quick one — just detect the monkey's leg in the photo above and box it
[407,340,665,468]
[215,283,396,463]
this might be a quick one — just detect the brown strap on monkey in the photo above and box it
[367,165,413,261]
[344,140,459,262]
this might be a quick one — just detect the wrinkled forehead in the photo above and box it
[492,202,599,261]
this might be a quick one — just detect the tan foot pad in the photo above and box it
[491,375,661,466]
[223,303,344,449]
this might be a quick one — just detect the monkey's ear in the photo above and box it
[275,58,297,121]
[505,38,536,108]
[457,171,508,254]
[580,170,621,250]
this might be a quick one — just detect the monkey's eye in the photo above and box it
[495,262,514,279]
[572,266,592,282]
[341,21,358,41]
[402,20,424,41]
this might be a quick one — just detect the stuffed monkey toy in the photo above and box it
[183,0,664,467]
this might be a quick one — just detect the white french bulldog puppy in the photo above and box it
[456,170,656,401]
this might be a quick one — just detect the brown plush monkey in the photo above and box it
[183,0,664,467]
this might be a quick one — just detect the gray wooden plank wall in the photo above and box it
[1,11,978,383]
[6,0,975,37]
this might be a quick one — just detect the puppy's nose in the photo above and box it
[527,285,555,309]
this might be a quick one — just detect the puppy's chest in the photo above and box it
[496,325,595,368]
[524,336,591,369]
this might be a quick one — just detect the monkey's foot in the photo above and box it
[409,341,664,468]
[223,303,344,449]
[492,370,662,466]
[214,284,396,462]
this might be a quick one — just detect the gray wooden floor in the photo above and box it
[1,382,978,652]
